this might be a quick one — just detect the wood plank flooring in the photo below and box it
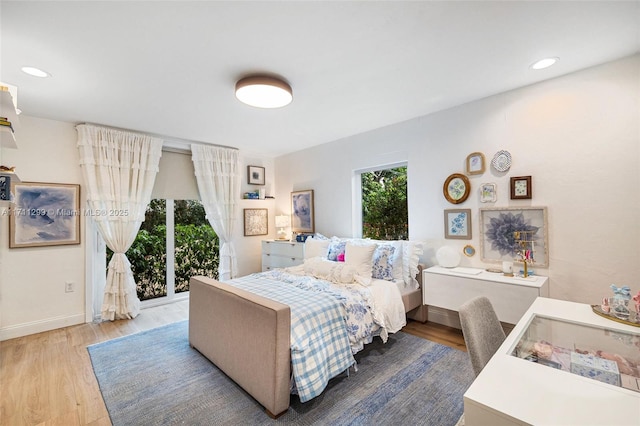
[0,301,466,426]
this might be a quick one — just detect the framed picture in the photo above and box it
[466,152,485,175]
[247,165,265,185]
[243,208,268,236]
[444,208,472,239]
[291,189,314,233]
[479,207,548,267]
[9,182,81,248]
[510,176,532,200]
[443,173,470,204]
[480,183,497,203]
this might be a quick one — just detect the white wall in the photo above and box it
[275,55,640,309]
[0,116,86,339]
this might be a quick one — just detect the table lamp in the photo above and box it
[275,215,290,240]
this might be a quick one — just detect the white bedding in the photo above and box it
[368,278,407,334]
[284,262,406,345]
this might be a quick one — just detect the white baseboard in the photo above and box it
[0,313,85,341]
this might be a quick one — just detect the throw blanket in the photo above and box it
[263,269,385,353]
[226,273,356,402]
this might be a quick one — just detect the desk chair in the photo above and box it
[459,296,506,376]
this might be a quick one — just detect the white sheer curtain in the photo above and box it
[191,144,240,281]
[77,124,162,320]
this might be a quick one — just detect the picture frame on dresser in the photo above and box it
[479,206,549,267]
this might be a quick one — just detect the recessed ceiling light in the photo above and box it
[235,76,293,108]
[21,66,51,78]
[530,57,559,70]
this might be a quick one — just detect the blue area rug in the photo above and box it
[88,321,473,425]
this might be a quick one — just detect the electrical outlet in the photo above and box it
[65,281,74,293]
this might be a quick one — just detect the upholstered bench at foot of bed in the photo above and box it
[188,276,292,418]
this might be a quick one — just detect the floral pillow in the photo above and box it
[372,244,396,281]
[327,239,347,261]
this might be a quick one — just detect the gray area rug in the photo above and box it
[88,321,473,425]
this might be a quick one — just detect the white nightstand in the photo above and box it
[261,240,305,271]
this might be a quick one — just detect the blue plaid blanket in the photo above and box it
[227,273,356,402]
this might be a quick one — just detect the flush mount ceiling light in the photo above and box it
[530,57,559,70]
[21,66,51,78]
[235,76,292,108]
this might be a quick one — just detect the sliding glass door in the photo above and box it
[105,199,219,305]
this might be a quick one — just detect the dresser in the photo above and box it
[261,240,305,271]
[423,266,549,324]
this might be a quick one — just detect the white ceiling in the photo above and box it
[1,1,639,157]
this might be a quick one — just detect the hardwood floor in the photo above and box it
[0,301,466,426]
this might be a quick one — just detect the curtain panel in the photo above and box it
[191,144,240,281]
[77,124,162,320]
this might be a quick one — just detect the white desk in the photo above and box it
[464,297,640,426]
[423,266,549,324]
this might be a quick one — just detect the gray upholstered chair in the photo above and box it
[459,296,506,376]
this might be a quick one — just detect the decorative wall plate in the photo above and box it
[443,173,471,204]
[491,150,512,172]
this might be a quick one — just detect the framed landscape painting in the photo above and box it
[9,182,81,248]
[291,189,314,233]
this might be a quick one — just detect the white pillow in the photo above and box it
[402,241,423,290]
[302,257,356,284]
[345,242,376,285]
[304,237,330,259]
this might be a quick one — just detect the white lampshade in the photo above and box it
[275,215,290,228]
[235,76,293,108]
[275,215,290,240]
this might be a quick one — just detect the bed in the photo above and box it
[188,238,426,418]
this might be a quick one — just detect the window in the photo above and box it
[359,165,408,240]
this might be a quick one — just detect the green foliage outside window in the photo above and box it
[107,199,219,301]
[362,166,408,240]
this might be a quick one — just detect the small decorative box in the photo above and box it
[570,352,620,386]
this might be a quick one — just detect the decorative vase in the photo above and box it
[611,298,630,321]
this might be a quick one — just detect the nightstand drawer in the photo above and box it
[262,254,303,271]
[261,240,305,272]
[261,240,304,257]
